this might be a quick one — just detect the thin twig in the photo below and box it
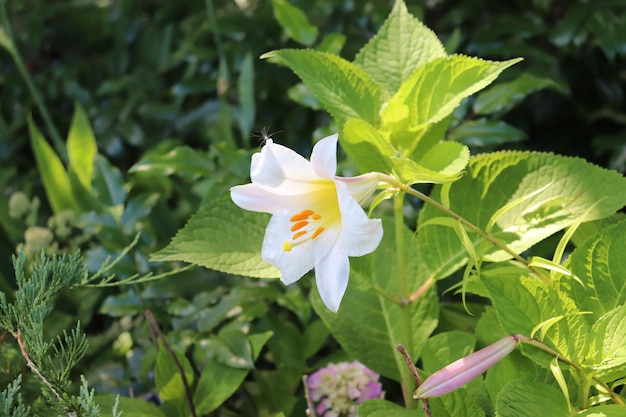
[16,328,63,402]
[144,310,197,417]
[396,344,432,417]
[302,375,318,417]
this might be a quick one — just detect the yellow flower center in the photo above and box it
[282,181,341,252]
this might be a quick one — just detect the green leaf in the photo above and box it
[568,219,626,316]
[92,155,126,207]
[95,395,167,417]
[155,342,194,412]
[427,390,487,417]
[271,0,318,46]
[238,52,255,141]
[417,152,626,280]
[353,0,447,96]
[589,305,626,381]
[28,118,78,213]
[67,102,97,191]
[262,49,382,127]
[342,119,396,174]
[421,331,476,373]
[312,219,438,382]
[495,380,569,417]
[381,55,521,152]
[393,141,470,185]
[358,399,415,417]
[448,119,527,148]
[317,33,346,54]
[151,194,280,279]
[129,145,215,180]
[576,405,626,417]
[193,331,272,414]
[473,73,566,115]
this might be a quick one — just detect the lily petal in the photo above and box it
[310,134,338,179]
[250,139,319,195]
[315,246,350,312]
[336,182,384,257]
[336,173,380,205]
[262,212,340,285]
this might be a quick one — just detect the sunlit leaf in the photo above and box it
[271,0,318,46]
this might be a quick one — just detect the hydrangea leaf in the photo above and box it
[353,0,446,96]
[357,400,417,417]
[151,195,280,279]
[448,119,527,148]
[417,152,626,280]
[262,49,383,127]
[589,305,626,381]
[341,118,396,174]
[495,380,569,417]
[311,219,438,382]
[381,55,521,152]
[568,219,626,316]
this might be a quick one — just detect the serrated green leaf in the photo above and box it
[353,0,447,96]
[194,331,272,414]
[568,220,626,316]
[151,194,280,278]
[342,119,396,174]
[495,380,569,417]
[576,405,626,416]
[129,145,215,180]
[238,52,255,141]
[271,0,318,46]
[67,102,97,191]
[381,55,521,152]
[589,305,626,381]
[448,119,527,148]
[312,219,438,382]
[392,141,470,185]
[28,118,78,213]
[262,49,382,127]
[417,152,626,280]
[473,73,566,115]
[422,331,476,374]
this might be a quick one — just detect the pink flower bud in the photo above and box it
[414,334,523,399]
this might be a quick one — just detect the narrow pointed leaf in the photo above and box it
[271,0,318,46]
[67,102,97,191]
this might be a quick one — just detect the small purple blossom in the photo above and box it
[307,361,384,417]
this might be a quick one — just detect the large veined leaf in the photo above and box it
[417,152,626,280]
[261,49,383,127]
[151,195,280,279]
[588,305,626,381]
[567,219,626,317]
[495,380,569,417]
[341,118,396,174]
[312,219,438,383]
[381,55,521,153]
[353,0,446,96]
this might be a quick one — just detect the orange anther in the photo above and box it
[290,209,314,222]
[311,227,325,239]
[312,213,322,220]
[292,230,307,240]
[291,220,308,231]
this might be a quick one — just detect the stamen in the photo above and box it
[291,220,308,231]
[290,209,315,222]
[292,230,307,240]
[312,213,322,220]
[311,227,325,239]
[283,241,292,252]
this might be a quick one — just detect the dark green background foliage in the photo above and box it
[0,0,624,415]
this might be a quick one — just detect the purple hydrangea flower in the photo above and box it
[307,361,384,417]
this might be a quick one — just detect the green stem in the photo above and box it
[0,1,67,163]
[379,174,550,284]
[393,193,417,408]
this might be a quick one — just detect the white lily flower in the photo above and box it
[230,134,383,312]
